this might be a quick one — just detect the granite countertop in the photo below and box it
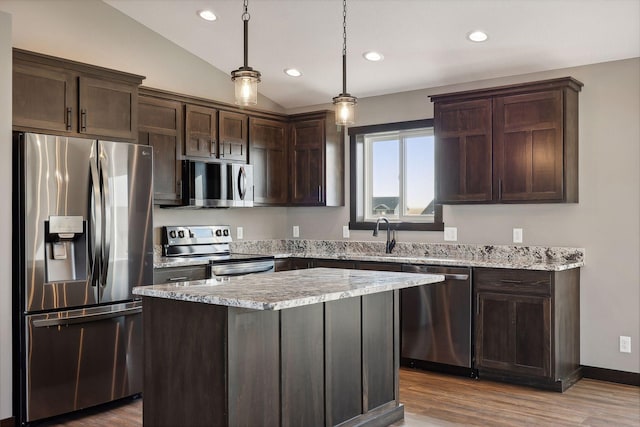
[135,268,444,310]
[154,241,584,271]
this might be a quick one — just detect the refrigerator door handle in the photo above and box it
[89,147,102,288]
[32,306,142,328]
[99,148,112,287]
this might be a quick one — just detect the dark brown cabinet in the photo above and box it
[219,111,248,163]
[431,77,582,204]
[138,94,183,205]
[474,268,581,391]
[184,104,217,158]
[434,99,493,203]
[289,111,344,206]
[13,49,143,141]
[249,117,288,205]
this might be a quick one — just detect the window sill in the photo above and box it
[349,221,444,232]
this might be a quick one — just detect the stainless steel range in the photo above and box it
[162,225,275,277]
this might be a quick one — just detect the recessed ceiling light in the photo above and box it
[467,30,488,42]
[198,10,217,22]
[363,51,384,62]
[284,68,302,77]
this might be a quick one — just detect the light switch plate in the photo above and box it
[513,228,523,243]
[444,227,457,242]
[343,225,350,239]
[236,226,243,240]
[293,225,300,238]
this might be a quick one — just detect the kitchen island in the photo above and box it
[133,268,444,427]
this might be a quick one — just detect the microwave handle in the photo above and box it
[238,166,247,200]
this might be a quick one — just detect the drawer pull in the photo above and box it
[168,276,189,282]
[500,279,523,284]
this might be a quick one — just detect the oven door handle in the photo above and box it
[210,261,274,277]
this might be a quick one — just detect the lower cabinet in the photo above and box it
[474,268,581,391]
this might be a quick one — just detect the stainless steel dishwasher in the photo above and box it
[400,264,474,376]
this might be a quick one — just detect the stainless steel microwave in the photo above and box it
[182,161,254,208]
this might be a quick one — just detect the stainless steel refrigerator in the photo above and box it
[13,132,153,424]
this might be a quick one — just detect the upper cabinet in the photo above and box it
[13,49,144,141]
[184,104,218,158]
[289,111,344,206]
[219,111,248,163]
[249,117,288,205]
[431,77,583,204]
[138,93,183,205]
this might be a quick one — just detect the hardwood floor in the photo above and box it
[36,369,639,426]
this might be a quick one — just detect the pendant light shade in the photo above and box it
[231,0,261,106]
[333,0,357,126]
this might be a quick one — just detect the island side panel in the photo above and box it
[362,292,395,411]
[142,297,227,427]
[227,307,281,427]
[325,297,363,426]
[281,304,325,427]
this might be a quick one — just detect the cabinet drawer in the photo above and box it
[474,268,551,296]
[154,265,209,284]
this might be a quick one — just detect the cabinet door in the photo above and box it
[138,96,183,205]
[13,62,76,133]
[79,77,137,140]
[434,99,493,203]
[219,111,248,162]
[476,292,551,378]
[493,90,564,201]
[290,119,325,205]
[249,117,288,205]
[185,105,217,158]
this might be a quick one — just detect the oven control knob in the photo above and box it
[169,230,177,239]
[178,230,185,238]
[215,229,222,237]
[223,229,229,237]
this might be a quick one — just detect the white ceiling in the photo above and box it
[104,0,640,110]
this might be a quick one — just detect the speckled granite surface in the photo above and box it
[134,268,444,310]
[154,240,584,271]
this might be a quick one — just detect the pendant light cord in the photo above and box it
[342,0,348,94]
[243,0,250,68]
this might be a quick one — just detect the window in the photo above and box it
[349,119,443,231]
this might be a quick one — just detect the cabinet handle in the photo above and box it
[500,279,522,284]
[318,185,321,203]
[66,108,72,131]
[80,109,87,132]
[498,178,503,200]
[168,276,188,282]
[219,141,224,157]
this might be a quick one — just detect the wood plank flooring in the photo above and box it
[37,368,639,426]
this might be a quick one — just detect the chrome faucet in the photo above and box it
[373,216,395,254]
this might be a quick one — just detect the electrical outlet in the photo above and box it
[620,336,631,353]
[236,227,243,240]
[343,225,350,239]
[444,227,457,242]
[513,228,523,243]
[293,225,300,238]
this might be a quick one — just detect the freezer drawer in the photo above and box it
[24,302,142,422]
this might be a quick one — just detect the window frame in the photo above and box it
[348,119,444,232]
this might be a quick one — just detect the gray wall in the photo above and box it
[0,10,11,420]
[1,0,638,416]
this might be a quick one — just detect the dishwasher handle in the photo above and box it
[403,265,469,281]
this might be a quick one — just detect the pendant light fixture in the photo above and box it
[333,0,357,126]
[231,0,261,106]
